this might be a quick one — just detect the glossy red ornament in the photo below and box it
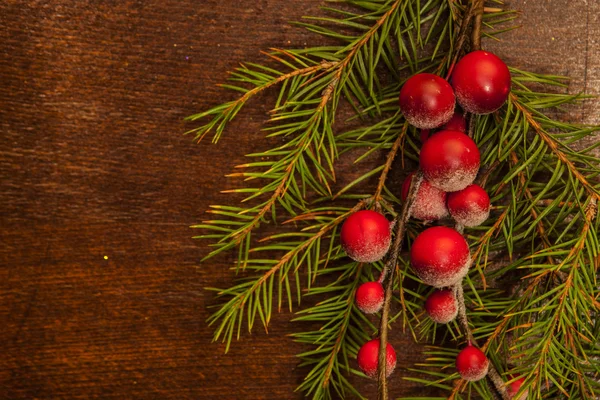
[340,210,391,263]
[410,226,470,288]
[401,172,448,221]
[419,130,480,192]
[456,345,489,381]
[399,73,456,129]
[425,289,458,324]
[442,110,466,132]
[357,339,397,379]
[451,50,511,114]
[447,184,491,227]
[355,281,384,314]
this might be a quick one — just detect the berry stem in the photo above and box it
[453,283,511,399]
[377,171,423,400]
[444,0,481,80]
[471,0,485,52]
[453,283,475,344]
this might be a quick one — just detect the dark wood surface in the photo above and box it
[1,1,598,399]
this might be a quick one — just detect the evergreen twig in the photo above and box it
[191,1,600,398]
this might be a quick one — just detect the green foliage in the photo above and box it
[190,0,600,398]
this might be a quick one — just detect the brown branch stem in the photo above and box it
[445,0,482,80]
[377,171,423,400]
[471,0,485,51]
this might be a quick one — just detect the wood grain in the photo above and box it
[1,1,598,399]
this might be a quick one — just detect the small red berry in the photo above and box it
[456,345,489,381]
[401,172,448,221]
[447,184,491,227]
[419,130,480,192]
[341,210,391,263]
[399,73,456,129]
[442,110,466,133]
[410,226,470,288]
[355,282,385,314]
[506,374,528,400]
[420,129,430,143]
[425,289,458,324]
[357,339,397,379]
[451,50,511,114]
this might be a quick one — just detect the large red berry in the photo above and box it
[425,289,458,324]
[357,339,397,378]
[451,50,511,114]
[456,345,489,381]
[410,226,470,288]
[401,172,448,221]
[507,375,528,400]
[447,184,491,227]
[399,73,456,129]
[442,110,466,133]
[355,281,384,314]
[341,210,391,263]
[419,130,480,192]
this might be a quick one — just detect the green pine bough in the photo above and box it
[189,1,600,399]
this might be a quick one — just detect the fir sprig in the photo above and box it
[192,0,600,399]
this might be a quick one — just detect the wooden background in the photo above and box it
[1,1,598,399]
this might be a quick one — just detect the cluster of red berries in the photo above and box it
[401,50,510,383]
[339,51,514,384]
[340,209,396,377]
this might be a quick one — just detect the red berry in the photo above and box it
[506,375,528,400]
[410,226,470,288]
[419,130,480,192]
[451,50,511,114]
[357,339,397,379]
[442,110,466,133]
[399,73,456,129]
[425,289,458,324]
[341,210,391,263]
[420,129,430,143]
[401,172,448,221]
[447,184,491,227]
[456,345,489,381]
[355,282,385,314]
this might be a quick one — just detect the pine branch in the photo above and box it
[192,1,600,399]
[372,122,408,204]
[293,262,369,400]
[510,93,600,202]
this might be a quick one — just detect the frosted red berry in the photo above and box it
[507,375,528,400]
[399,73,456,129]
[401,172,448,221]
[425,289,458,324]
[447,184,491,227]
[357,339,397,379]
[442,110,466,133]
[451,50,511,114]
[456,345,489,381]
[341,210,391,263]
[419,130,480,192]
[355,281,385,314]
[410,226,470,288]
